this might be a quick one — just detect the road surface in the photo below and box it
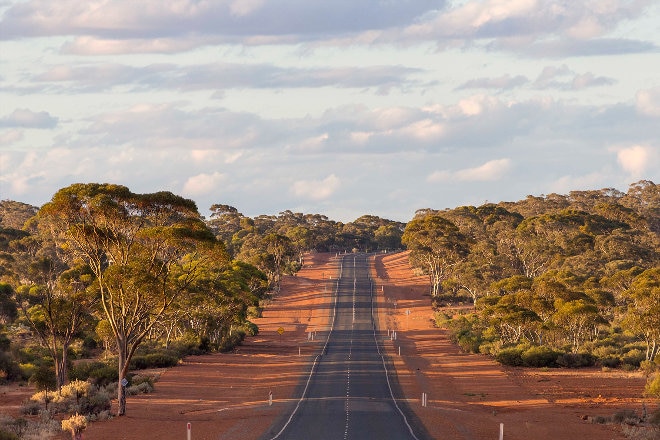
[260,253,429,440]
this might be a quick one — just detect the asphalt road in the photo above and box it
[260,253,428,440]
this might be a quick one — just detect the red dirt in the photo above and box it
[1,251,652,439]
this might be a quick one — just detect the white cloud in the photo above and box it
[636,87,660,117]
[457,158,512,181]
[291,174,340,201]
[615,145,655,178]
[182,172,227,196]
[428,158,512,182]
[0,129,24,145]
[456,74,529,90]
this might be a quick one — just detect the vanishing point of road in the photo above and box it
[259,253,431,440]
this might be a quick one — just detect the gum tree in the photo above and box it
[38,184,217,415]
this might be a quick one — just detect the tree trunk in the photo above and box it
[117,342,127,416]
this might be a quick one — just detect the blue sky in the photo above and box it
[1,0,659,222]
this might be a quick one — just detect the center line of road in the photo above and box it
[344,317,354,439]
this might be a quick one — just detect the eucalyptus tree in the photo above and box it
[38,183,218,416]
[402,213,469,297]
[237,232,294,291]
[16,261,95,391]
[622,267,660,362]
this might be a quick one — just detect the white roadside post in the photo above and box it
[499,423,504,440]
[186,422,191,440]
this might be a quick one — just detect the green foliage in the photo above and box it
[521,346,561,367]
[495,346,525,366]
[28,364,56,390]
[130,353,179,370]
[622,349,646,368]
[645,375,660,399]
[0,430,19,440]
[70,361,118,386]
[556,352,596,368]
[0,351,22,383]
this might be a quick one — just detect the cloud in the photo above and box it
[0,109,58,129]
[636,87,660,117]
[291,174,340,201]
[533,65,615,90]
[456,74,529,90]
[516,37,657,58]
[615,145,656,178]
[396,0,653,49]
[428,158,512,182]
[0,129,24,145]
[2,0,653,57]
[182,172,227,196]
[1,0,446,42]
[30,62,421,93]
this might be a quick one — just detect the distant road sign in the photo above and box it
[277,327,285,335]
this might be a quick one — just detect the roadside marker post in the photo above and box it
[186,422,191,440]
[269,391,273,406]
[499,423,504,440]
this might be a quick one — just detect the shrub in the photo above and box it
[648,407,660,425]
[495,347,525,366]
[70,361,118,386]
[622,349,646,368]
[0,352,22,383]
[611,409,639,424]
[556,352,596,368]
[645,375,660,399]
[61,413,87,439]
[0,430,19,440]
[592,345,619,358]
[76,390,111,415]
[20,401,41,416]
[457,334,481,354]
[130,353,178,370]
[58,380,91,401]
[599,356,621,368]
[521,346,560,368]
[126,382,153,396]
[28,365,56,391]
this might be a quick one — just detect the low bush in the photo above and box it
[457,334,481,354]
[645,375,660,399]
[0,352,22,383]
[126,382,153,396]
[495,347,525,367]
[70,361,117,386]
[599,356,621,368]
[28,365,56,391]
[0,430,19,440]
[611,409,639,424]
[521,346,560,368]
[556,352,596,368]
[622,349,646,368]
[130,353,178,370]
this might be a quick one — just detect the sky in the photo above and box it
[1,0,659,222]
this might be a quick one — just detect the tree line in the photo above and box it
[0,184,404,419]
[0,180,657,422]
[402,180,659,370]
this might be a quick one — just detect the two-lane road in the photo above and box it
[260,253,428,440]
